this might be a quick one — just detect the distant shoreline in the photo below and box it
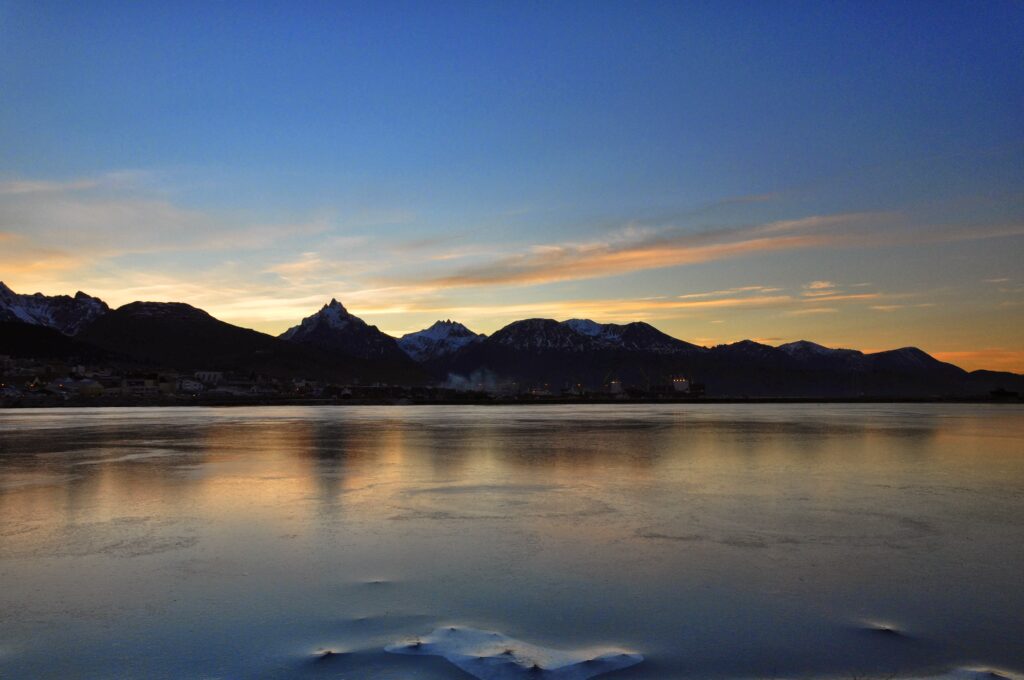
[2,395,1021,409]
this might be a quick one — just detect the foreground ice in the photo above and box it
[766,669,1023,680]
[924,670,1022,680]
[386,626,643,679]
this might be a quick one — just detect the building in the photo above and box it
[123,376,160,398]
[68,379,103,397]
[195,371,224,386]
[178,378,205,393]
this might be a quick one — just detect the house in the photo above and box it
[195,370,224,386]
[68,379,103,397]
[672,377,691,393]
[122,375,162,398]
[178,378,205,393]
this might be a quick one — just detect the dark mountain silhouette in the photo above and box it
[439,318,704,391]
[0,321,107,361]
[1,281,1020,397]
[428,324,1024,397]
[278,299,423,382]
[77,301,416,383]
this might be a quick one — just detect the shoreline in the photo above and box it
[2,395,1021,409]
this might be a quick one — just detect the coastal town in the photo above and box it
[0,352,708,407]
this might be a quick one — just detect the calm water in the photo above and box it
[0,404,1022,679]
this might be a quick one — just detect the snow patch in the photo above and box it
[399,320,484,361]
[890,669,1020,680]
[563,319,605,337]
[280,298,359,340]
[0,281,108,334]
[386,626,642,679]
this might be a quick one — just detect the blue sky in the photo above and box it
[1,1,1022,369]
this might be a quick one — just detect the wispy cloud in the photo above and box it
[677,285,782,300]
[870,303,936,312]
[0,178,99,195]
[784,307,838,316]
[419,213,875,289]
[360,293,798,323]
[0,170,151,196]
[0,172,332,257]
[804,293,881,302]
[801,280,836,296]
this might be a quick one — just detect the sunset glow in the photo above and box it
[1,3,1021,371]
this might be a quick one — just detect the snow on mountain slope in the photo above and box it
[398,320,485,361]
[778,340,845,356]
[0,281,109,335]
[487,318,696,353]
[777,340,864,362]
[280,298,354,339]
[279,298,411,361]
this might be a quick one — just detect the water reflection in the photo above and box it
[0,405,1022,679]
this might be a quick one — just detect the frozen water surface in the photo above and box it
[386,626,642,678]
[0,404,1022,679]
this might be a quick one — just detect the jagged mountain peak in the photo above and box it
[0,282,109,335]
[325,297,347,312]
[280,299,412,363]
[281,298,362,340]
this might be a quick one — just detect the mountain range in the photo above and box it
[1,282,1021,397]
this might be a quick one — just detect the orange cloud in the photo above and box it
[784,307,838,316]
[362,294,797,330]
[415,212,901,290]
[802,293,882,302]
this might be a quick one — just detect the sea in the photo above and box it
[1,404,1022,679]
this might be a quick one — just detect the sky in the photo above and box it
[1,1,1022,371]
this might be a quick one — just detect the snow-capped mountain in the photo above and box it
[490,319,593,351]
[776,340,865,368]
[398,320,485,362]
[562,318,607,337]
[280,298,413,363]
[778,340,853,357]
[605,321,699,353]
[0,281,109,335]
[3,283,1021,397]
[433,317,705,390]
[281,299,352,340]
[487,318,698,353]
